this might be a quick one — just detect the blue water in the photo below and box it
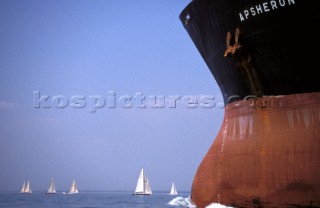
[0,191,193,208]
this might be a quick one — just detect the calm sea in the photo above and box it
[0,191,196,208]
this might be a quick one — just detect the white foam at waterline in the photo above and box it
[205,202,234,208]
[168,196,233,208]
[168,196,197,207]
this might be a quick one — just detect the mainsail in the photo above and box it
[169,182,178,195]
[69,179,79,194]
[20,181,25,193]
[25,181,32,193]
[134,168,152,195]
[46,177,56,194]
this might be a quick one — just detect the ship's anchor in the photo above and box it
[224,28,241,57]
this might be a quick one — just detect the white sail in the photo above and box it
[20,181,26,193]
[25,181,29,193]
[169,182,178,195]
[135,169,145,193]
[24,181,32,193]
[69,179,79,194]
[134,168,152,195]
[145,178,152,195]
[46,178,56,194]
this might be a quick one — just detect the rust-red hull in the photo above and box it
[191,92,320,207]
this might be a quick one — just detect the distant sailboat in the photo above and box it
[20,180,32,194]
[46,178,56,194]
[63,179,78,194]
[169,182,178,195]
[133,168,152,195]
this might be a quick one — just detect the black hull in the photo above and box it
[180,0,320,104]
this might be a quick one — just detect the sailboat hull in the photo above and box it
[132,193,152,195]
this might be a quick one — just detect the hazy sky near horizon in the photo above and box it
[0,0,224,192]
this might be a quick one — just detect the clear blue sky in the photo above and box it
[0,0,224,192]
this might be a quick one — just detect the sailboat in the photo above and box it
[133,168,152,195]
[46,177,56,194]
[20,180,32,194]
[63,179,78,194]
[169,182,178,195]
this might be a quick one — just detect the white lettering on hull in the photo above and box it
[239,0,296,22]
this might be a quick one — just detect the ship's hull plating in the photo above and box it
[192,93,320,207]
[180,0,320,207]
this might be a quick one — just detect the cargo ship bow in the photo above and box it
[179,0,320,207]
